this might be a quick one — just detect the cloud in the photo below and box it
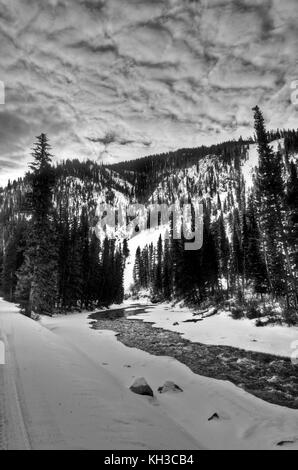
[0,0,297,185]
[87,131,135,146]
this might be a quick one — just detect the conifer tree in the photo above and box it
[114,249,124,303]
[15,253,33,316]
[68,216,83,308]
[2,221,27,301]
[16,134,58,316]
[123,238,130,258]
[286,162,298,276]
[201,215,218,299]
[246,195,268,295]
[89,232,102,305]
[214,214,229,293]
[133,246,142,290]
[163,238,172,300]
[153,235,163,295]
[57,205,71,310]
[253,107,296,306]
[80,207,90,308]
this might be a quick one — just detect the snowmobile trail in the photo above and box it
[0,329,31,450]
[0,298,200,450]
[0,304,70,449]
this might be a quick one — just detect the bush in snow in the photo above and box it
[230,306,245,320]
[283,307,298,326]
[245,300,262,320]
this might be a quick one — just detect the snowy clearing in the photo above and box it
[127,304,298,358]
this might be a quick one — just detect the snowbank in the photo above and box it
[2,296,298,450]
[0,298,198,450]
[127,304,298,358]
[41,309,298,450]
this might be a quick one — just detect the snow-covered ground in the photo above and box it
[40,308,298,450]
[128,304,298,358]
[1,297,298,450]
[0,298,198,450]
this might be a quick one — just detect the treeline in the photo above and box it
[1,134,126,316]
[110,139,252,201]
[132,202,266,305]
[133,110,298,321]
[252,108,298,315]
[109,129,298,202]
[0,113,297,320]
[266,128,298,154]
[133,211,220,304]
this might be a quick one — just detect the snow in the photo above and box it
[242,143,259,190]
[242,139,285,191]
[40,308,298,450]
[0,298,198,450]
[127,304,298,358]
[124,226,167,292]
[1,298,298,449]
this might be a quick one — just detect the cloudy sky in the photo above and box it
[0,0,297,185]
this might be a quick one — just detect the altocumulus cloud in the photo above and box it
[0,0,297,184]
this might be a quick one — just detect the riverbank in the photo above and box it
[39,303,298,449]
[89,304,298,409]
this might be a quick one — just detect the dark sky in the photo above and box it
[0,0,297,185]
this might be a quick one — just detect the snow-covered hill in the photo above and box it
[124,225,167,292]
[121,138,295,293]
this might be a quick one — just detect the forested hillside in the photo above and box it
[0,109,297,321]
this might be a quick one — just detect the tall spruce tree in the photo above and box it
[214,213,229,293]
[163,237,172,300]
[80,207,90,308]
[114,249,124,303]
[246,195,268,295]
[253,107,297,307]
[16,134,58,316]
[2,221,27,301]
[89,232,102,305]
[57,204,71,310]
[286,162,298,283]
[153,235,163,295]
[133,246,142,290]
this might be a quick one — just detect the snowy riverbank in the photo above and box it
[127,303,298,358]
[1,298,298,449]
[40,305,298,450]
